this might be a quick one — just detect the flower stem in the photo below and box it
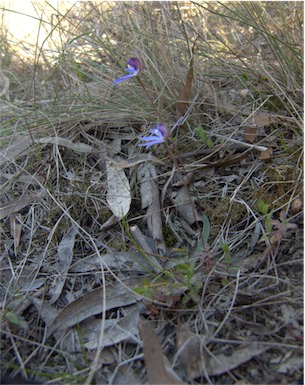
[137,76,162,120]
[136,76,202,232]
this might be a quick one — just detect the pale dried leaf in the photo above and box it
[207,346,267,376]
[139,320,184,385]
[0,171,44,185]
[70,250,153,273]
[138,163,166,255]
[172,186,201,226]
[176,323,206,379]
[47,278,140,337]
[82,306,141,349]
[31,297,59,327]
[0,190,46,220]
[107,138,121,157]
[277,355,303,374]
[48,225,78,304]
[106,158,131,219]
[35,137,93,154]
[177,323,267,379]
[130,225,163,272]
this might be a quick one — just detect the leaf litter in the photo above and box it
[0,3,302,385]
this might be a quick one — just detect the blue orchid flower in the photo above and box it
[139,123,169,149]
[114,57,141,84]
[139,117,184,149]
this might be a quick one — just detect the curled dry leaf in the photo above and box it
[106,158,131,219]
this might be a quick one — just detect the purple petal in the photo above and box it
[113,73,135,84]
[140,135,161,142]
[127,57,141,72]
[114,57,141,85]
[139,140,162,149]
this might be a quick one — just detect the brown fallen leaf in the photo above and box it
[244,126,257,143]
[176,39,197,118]
[139,320,184,385]
[257,147,273,160]
[247,111,277,127]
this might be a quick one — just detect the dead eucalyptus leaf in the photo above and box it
[82,306,141,349]
[139,320,184,385]
[48,225,78,304]
[31,297,59,327]
[35,137,93,154]
[207,346,267,377]
[70,250,154,273]
[106,158,131,219]
[138,163,166,255]
[176,322,206,379]
[0,190,46,220]
[177,323,267,379]
[47,278,140,337]
[171,186,201,226]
